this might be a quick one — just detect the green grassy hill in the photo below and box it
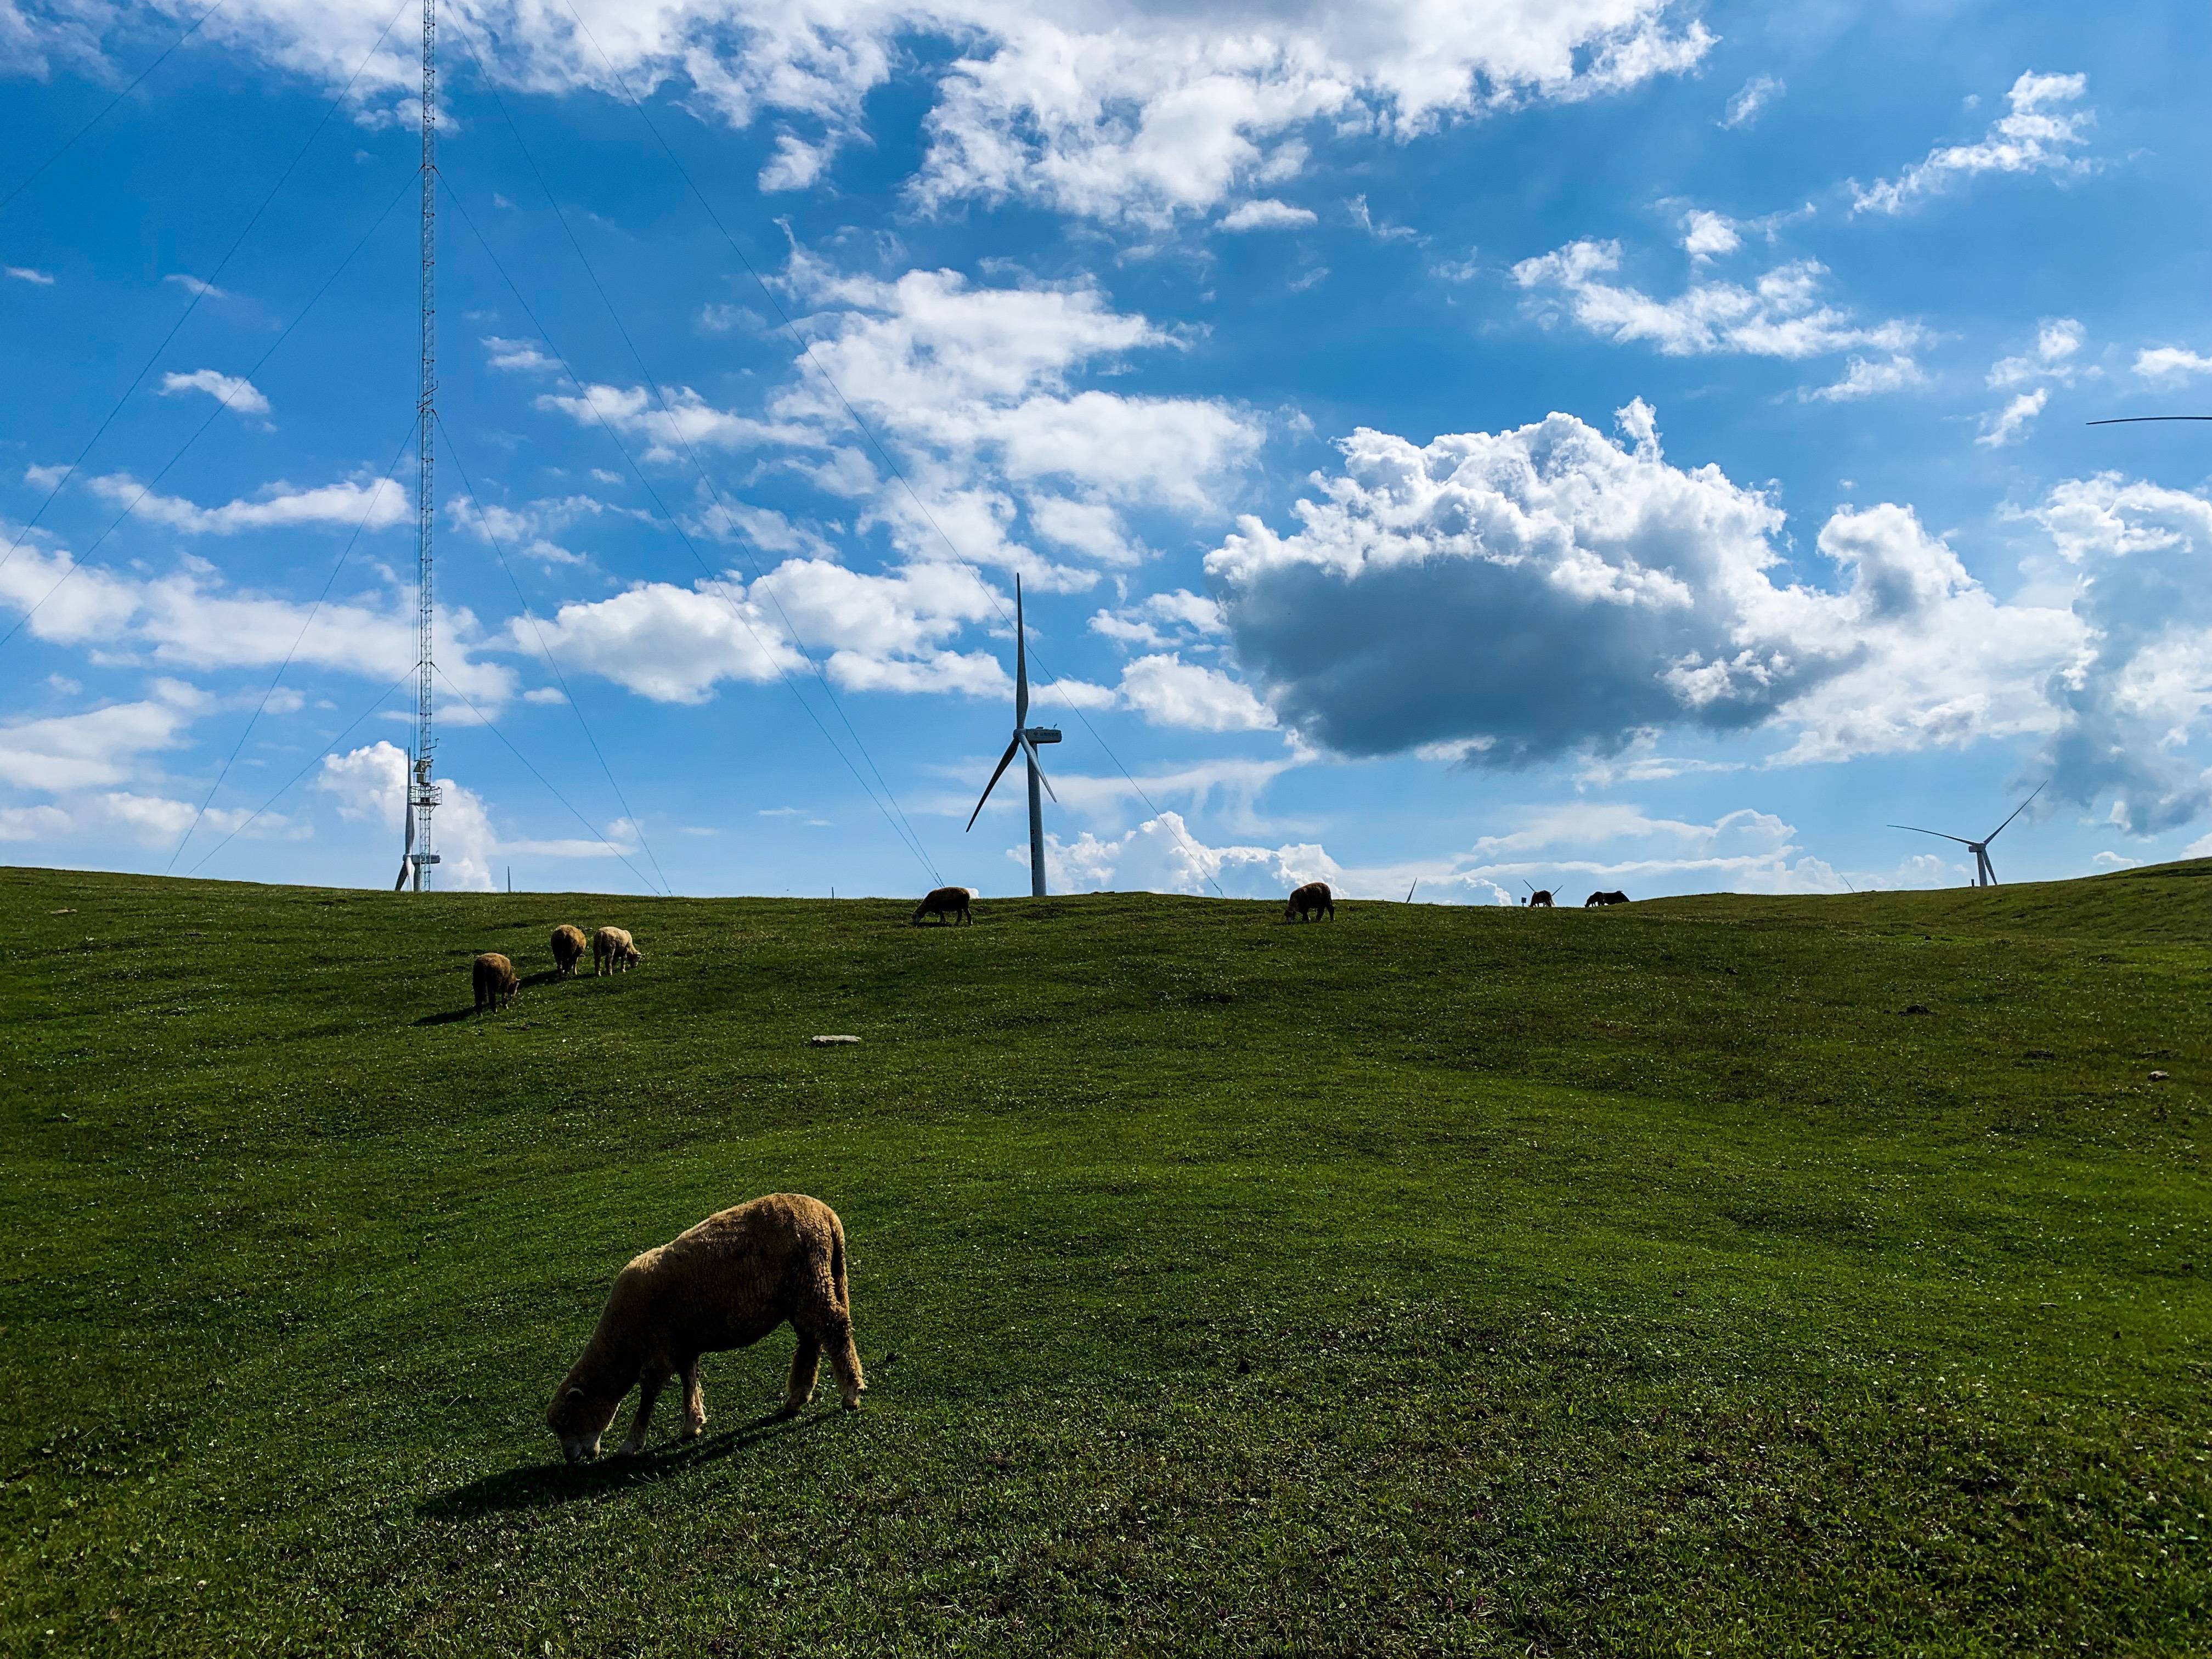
[2,863,2208,1656]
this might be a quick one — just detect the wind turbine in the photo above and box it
[964,575,1064,897]
[1889,782,2044,888]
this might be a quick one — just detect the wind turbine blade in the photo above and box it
[1013,574,1029,729]
[1020,732,1058,804]
[1887,825,1978,847]
[1983,780,2046,844]
[965,736,1023,832]
[396,770,415,889]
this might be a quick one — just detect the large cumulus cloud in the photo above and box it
[1208,403,1827,761]
[2029,475,2212,832]
[1205,403,2087,772]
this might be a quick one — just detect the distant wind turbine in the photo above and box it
[1888,783,2045,888]
[965,575,1064,898]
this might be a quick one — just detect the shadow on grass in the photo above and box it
[421,1409,821,1517]
[414,1007,482,1027]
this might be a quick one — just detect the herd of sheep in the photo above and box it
[476,879,1632,1011]
[495,874,1633,1458]
[471,923,642,1014]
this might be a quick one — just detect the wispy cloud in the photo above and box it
[157,369,271,419]
[1219,199,1317,232]
[1514,239,1927,365]
[2134,346,2212,380]
[1852,71,2094,215]
[162,273,233,299]
[1720,75,1783,130]
[5,266,55,286]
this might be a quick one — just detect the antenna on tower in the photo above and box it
[406,0,441,890]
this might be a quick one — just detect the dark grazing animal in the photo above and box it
[1584,890,1630,907]
[472,952,519,1014]
[545,1193,864,1464]
[1285,881,1334,922]
[1526,890,1554,908]
[912,887,973,926]
[550,923,588,977]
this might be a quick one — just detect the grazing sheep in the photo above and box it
[1584,890,1630,907]
[1527,890,1555,908]
[912,887,973,926]
[472,952,520,1015]
[1285,881,1334,922]
[592,926,641,975]
[551,923,588,978]
[545,1193,865,1463]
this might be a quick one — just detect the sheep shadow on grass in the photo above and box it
[420,1409,822,1517]
[414,969,569,1026]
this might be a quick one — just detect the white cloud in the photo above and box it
[1346,194,1418,242]
[1989,318,2084,388]
[1116,652,1275,731]
[0,543,516,706]
[698,302,765,334]
[483,335,556,373]
[1969,319,2083,443]
[1720,74,1782,129]
[5,266,55,285]
[157,0,1708,230]
[0,683,204,794]
[906,2,1711,226]
[1679,209,1739,261]
[760,131,832,191]
[2133,346,2212,380]
[1513,239,1928,363]
[1977,388,2049,448]
[1206,403,2081,773]
[1089,588,1224,649]
[1852,71,2094,215]
[163,273,231,298]
[766,259,1266,567]
[509,556,1011,704]
[1219,199,1317,232]
[157,368,272,418]
[1044,809,1338,898]
[533,379,809,460]
[83,471,407,534]
[447,492,621,568]
[2025,473,2212,832]
[0,804,71,840]
[512,581,799,705]
[1805,354,1926,402]
[523,257,1262,590]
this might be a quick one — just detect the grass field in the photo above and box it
[2,862,2209,1656]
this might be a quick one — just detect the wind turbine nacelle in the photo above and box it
[1022,726,1063,744]
[409,853,442,866]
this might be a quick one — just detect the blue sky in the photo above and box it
[3,0,2210,900]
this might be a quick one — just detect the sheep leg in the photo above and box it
[781,1332,821,1417]
[617,1368,668,1456]
[679,1359,706,1441]
[824,1307,866,1410]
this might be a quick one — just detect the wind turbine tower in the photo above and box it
[965,576,1063,896]
[403,0,441,890]
[1889,782,2044,888]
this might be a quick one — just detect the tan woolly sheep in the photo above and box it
[545,1193,865,1463]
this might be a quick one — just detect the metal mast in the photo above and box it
[408,0,440,889]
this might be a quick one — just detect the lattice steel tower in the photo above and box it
[407,0,441,889]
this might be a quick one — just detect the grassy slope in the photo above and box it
[1,863,2208,1656]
